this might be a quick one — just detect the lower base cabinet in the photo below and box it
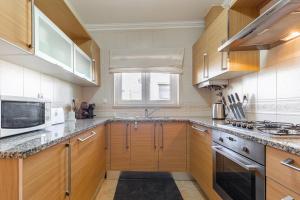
[130,122,158,171]
[266,147,300,200]
[267,178,300,200]
[158,122,187,172]
[109,122,187,172]
[23,141,69,200]
[0,125,106,200]
[190,125,221,200]
[71,126,106,200]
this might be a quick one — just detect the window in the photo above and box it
[114,73,179,106]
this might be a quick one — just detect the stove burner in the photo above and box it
[224,119,300,136]
[278,129,289,134]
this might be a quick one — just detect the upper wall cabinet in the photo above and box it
[0,0,33,54]
[192,6,260,86]
[35,7,74,73]
[74,45,93,81]
[0,0,101,87]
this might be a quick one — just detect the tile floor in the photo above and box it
[96,180,207,200]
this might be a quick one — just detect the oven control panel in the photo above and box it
[212,129,265,165]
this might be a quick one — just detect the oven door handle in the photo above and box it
[212,145,258,171]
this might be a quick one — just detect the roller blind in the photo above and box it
[109,48,184,74]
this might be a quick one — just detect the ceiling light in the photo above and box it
[291,11,300,15]
[257,29,270,36]
[281,32,300,41]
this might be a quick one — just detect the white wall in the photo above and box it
[0,59,82,109]
[82,28,212,117]
[221,37,300,123]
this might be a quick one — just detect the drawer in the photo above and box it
[190,124,211,145]
[266,147,300,195]
[267,178,300,200]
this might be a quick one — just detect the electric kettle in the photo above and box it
[212,103,225,120]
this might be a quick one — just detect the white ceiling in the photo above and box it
[68,0,223,25]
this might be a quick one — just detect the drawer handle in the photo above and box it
[77,131,97,142]
[191,126,208,133]
[281,196,295,200]
[281,158,300,172]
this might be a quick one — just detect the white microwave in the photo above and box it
[0,96,51,138]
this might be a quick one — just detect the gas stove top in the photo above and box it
[224,119,300,136]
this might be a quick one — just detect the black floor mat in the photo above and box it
[114,172,184,200]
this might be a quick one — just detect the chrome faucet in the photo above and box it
[144,108,160,118]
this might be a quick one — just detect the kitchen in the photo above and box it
[0,0,300,200]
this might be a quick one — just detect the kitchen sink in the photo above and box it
[113,116,170,120]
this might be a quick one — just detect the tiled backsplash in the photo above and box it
[0,59,82,110]
[222,37,300,123]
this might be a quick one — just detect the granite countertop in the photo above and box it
[0,118,108,159]
[1,117,300,159]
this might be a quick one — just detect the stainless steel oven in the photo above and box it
[212,130,265,200]
[0,96,51,138]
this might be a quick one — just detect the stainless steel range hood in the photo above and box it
[197,80,228,89]
[219,0,300,52]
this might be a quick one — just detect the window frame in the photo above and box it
[114,72,179,107]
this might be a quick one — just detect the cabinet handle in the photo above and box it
[203,53,209,78]
[125,123,129,149]
[92,59,96,82]
[154,123,157,149]
[191,125,208,133]
[281,196,295,200]
[105,124,108,150]
[77,131,97,142]
[281,158,300,172]
[28,0,34,49]
[221,39,228,70]
[65,143,71,196]
[160,123,164,149]
[134,121,138,129]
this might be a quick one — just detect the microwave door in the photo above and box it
[1,101,45,129]
[212,145,263,200]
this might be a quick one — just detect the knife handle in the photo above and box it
[231,94,236,103]
[235,93,240,102]
[227,95,232,104]
[222,96,227,105]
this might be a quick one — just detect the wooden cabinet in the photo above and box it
[110,122,131,170]
[266,147,300,199]
[130,122,158,171]
[34,6,74,73]
[71,126,106,200]
[23,142,69,200]
[74,44,93,81]
[109,122,187,172]
[75,40,101,86]
[192,32,207,85]
[0,125,106,200]
[158,122,187,172]
[190,125,221,200]
[0,0,101,87]
[192,7,260,85]
[206,10,228,79]
[0,0,33,52]
[267,178,300,200]
[91,40,101,86]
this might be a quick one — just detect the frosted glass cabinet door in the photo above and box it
[34,7,73,72]
[74,45,92,81]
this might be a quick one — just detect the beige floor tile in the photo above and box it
[175,181,208,200]
[96,180,118,200]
